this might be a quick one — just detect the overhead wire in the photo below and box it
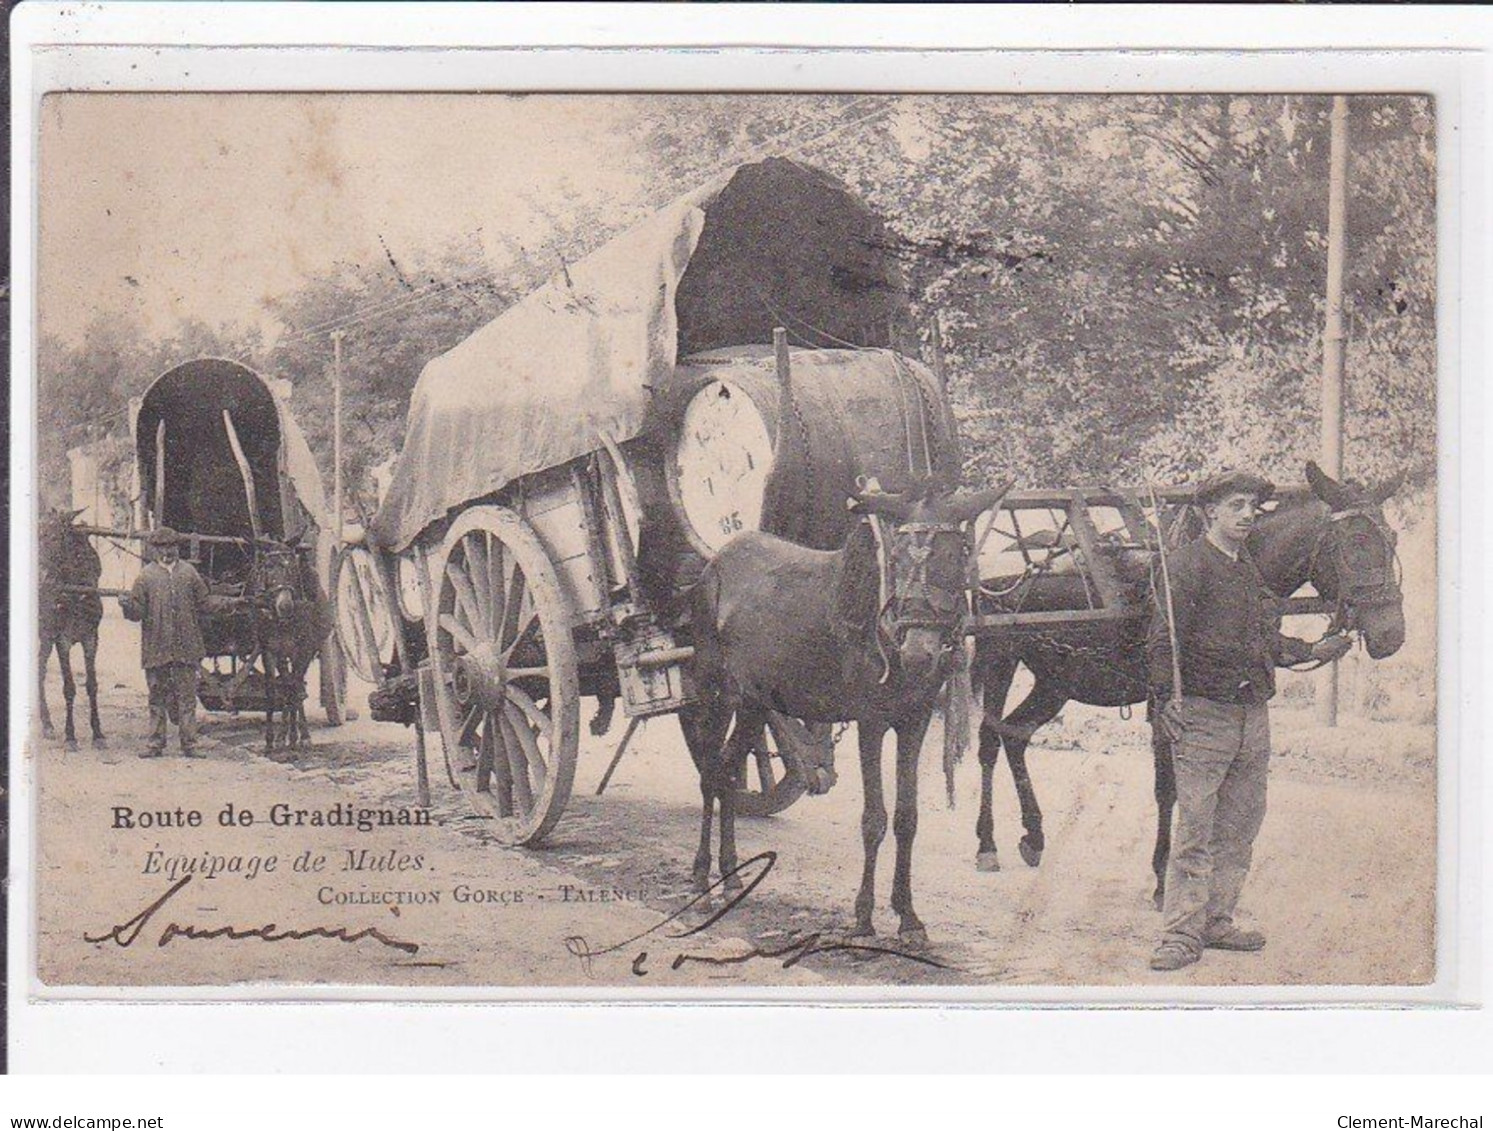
[268,94,902,346]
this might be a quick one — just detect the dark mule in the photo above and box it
[682,479,1009,942]
[38,508,107,749]
[971,462,1406,905]
[254,541,334,756]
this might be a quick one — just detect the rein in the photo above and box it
[1282,504,1402,670]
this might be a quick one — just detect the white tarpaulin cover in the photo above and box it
[370,158,910,552]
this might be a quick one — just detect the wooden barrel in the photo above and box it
[647,347,960,592]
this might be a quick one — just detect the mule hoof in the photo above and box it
[849,920,876,939]
[1019,839,1043,868]
[976,851,1001,873]
[1152,889,1165,913]
[42,725,56,740]
[898,923,929,948]
[64,738,79,752]
[92,735,108,749]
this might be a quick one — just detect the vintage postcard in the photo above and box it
[23,86,1440,998]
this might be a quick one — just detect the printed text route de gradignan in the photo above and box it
[111,802,432,832]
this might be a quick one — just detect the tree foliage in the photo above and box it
[40,94,1436,523]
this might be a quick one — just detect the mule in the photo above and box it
[38,508,106,749]
[970,462,1406,906]
[253,541,334,756]
[682,478,1009,943]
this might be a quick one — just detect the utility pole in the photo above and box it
[1318,95,1349,727]
[331,329,345,547]
[325,328,349,727]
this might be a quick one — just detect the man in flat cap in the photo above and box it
[119,528,217,758]
[1147,470,1351,972]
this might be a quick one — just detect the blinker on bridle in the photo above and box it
[867,517,970,684]
[1308,504,1402,641]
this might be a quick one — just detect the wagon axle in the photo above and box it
[451,643,508,712]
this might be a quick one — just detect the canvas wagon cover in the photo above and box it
[133,358,332,571]
[370,158,911,552]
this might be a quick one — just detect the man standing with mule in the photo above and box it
[1148,471,1352,972]
[119,528,219,759]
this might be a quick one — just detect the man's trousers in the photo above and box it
[146,662,200,755]
[1160,696,1271,949]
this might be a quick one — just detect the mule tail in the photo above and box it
[942,640,974,809]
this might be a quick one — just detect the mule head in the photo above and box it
[1303,461,1406,659]
[256,544,304,621]
[40,507,92,580]
[850,477,1014,681]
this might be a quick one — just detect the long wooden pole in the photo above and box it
[221,409,263,542]
[332,329,345,548]
[1318,95,1350,728]
[153,419,166,528]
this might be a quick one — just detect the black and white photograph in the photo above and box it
[18,85,1442,996]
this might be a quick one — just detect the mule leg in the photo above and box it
[1151,717,1176,911]
[852,724,889,938]
[83,632,105,745]
[1001,684,1066,868]
[718,708,765,893]
[974,653,1018,871]
[39,638,56,739]
[890,714,932,944]
[57,639,79,749]
[287,661,307,750]
[681,702,731,893]
[263,652,279,753]
[298,666,313,746]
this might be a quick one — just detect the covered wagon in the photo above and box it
[132,357,339,718]
[334,158,960,845]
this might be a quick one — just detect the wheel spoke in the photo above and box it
[475,712,495,794]
[500,567,528,653]
[458,704,482,746]
[438,614,482,655]
[507,665,550,681]
[464,534,495,636]
[487,536,506,633]
[349,575,378,671]
[502,705,547,796]
[446,563,485,641]
[490,713,514,817]
[502,711,534,816]
[504,611,541,662]
[505,683,552,739]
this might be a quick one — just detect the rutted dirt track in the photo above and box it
[34,614,1435,992]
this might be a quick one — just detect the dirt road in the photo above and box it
[31,613,1435,993]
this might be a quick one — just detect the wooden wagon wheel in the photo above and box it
[732,712,815,817]
[432,506,579,846]
[330,544,395,684]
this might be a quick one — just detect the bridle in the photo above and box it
[255,545,305,621]
[1292,503,1403,664]
[867,516,970,683]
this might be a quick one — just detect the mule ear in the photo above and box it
[1371,470,1405,505]
[1305,461,1352,510]
[67,507,87,524]
[849,489,912,522]
[942,478,1016,524]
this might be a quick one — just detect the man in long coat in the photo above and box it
[120,528,215,758]
[1147,471,1352,972]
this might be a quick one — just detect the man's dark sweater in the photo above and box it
[1147,537,1314,705]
